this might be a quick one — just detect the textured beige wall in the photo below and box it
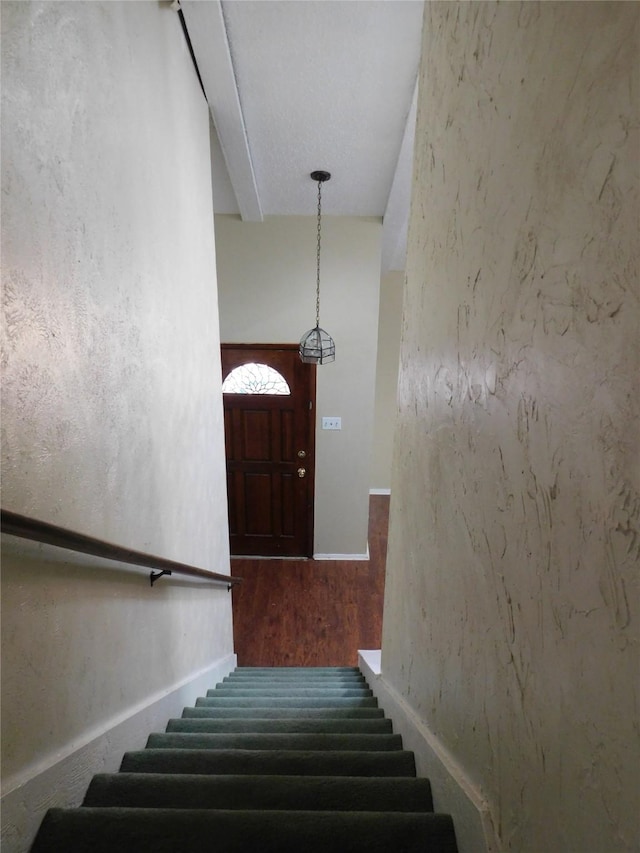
[382,3,639,851]
[1,0,233,796]
[371,271,404,491]
[215,214,381,556]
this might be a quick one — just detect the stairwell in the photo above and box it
[31,667,458,852]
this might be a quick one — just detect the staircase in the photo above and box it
[31,667,458,852]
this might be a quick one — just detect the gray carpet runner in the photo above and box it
[30,666,458,852]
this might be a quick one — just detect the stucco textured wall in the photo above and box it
[1,0,232,801]
[382,3,639,851]
[215,214,381,556]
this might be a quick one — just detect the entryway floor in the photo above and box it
[231,495,389,667]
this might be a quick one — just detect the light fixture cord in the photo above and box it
[316,178,322,329]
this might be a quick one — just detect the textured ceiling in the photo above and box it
[182,0,424,270]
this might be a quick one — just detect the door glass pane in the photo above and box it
[222,362,291,395]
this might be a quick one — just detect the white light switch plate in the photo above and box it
[322,417,341,430]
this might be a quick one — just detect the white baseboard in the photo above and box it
[358,651,500,853]
[313,545,369,561]
[369,488,391,495]
[231,555,310,561]
[230,550,371,561]
[1,653,236,853]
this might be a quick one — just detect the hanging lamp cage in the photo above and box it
[299,325,336,364]
[300,170,335,364]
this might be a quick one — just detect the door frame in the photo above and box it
[221,343,317,558]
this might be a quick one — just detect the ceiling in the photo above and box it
[180,0,424,273]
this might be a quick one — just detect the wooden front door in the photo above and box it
[221,344,316,557]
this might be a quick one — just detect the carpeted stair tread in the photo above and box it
[215,679,369,686]
[31,808,458,853]
[120,747,417,777]
[221,682,369,689]
[222,671,366,684]
[182,705,385,719]
[235,666,361,672]
[146,731,403,751]
[196,695,378,707]
[167,716,392,734]
[208,686,373,696]
[224,672,366,678]
[83,773,434,811]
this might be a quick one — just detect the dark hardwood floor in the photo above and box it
[231,494,389,667]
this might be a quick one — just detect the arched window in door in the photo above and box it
[222,362,291,395]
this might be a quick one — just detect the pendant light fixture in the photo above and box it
[299,170,335,364]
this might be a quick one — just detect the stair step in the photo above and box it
[120,748,417,777]
[208,686,373,697]
[146,732,403,751]
[83,773,433,811]
[32,808,457,853]
[182,705,385,719]
[167,717,392,734]
[234,667,361,673]
[223,674,367,683]
[196,695,378,708]
[221,683,369,690]
[226,669,365,675]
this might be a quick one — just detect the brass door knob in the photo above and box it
[297,467,306,478]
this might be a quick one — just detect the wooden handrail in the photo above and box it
[0,509,241,588]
